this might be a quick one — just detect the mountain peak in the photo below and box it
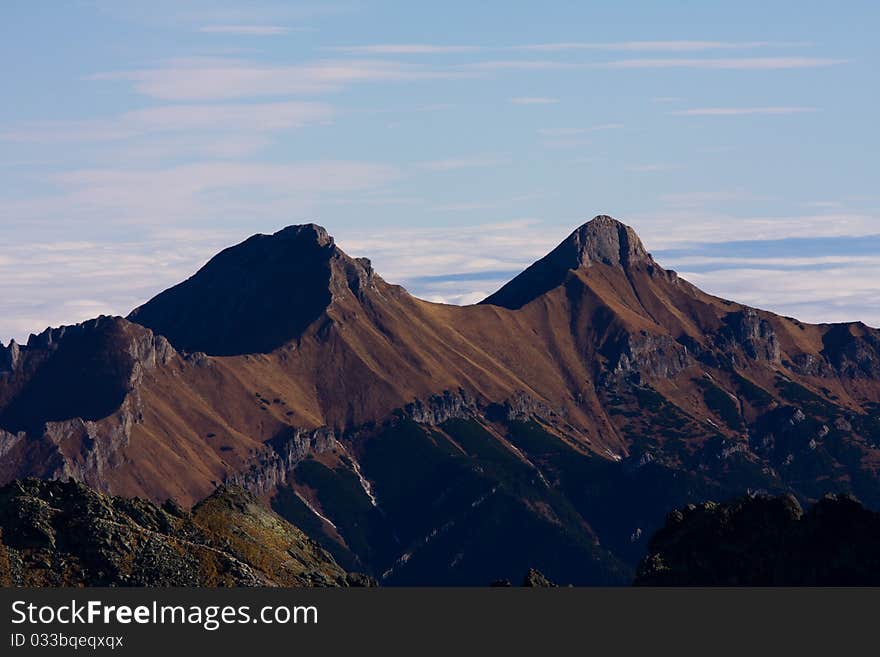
[560,215,650,270]
[481,215,653,309]
[128,223,350,356]
[273,223,334,248]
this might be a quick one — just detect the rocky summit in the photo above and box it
[2,214,880,585]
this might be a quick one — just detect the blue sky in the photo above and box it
[1,1,878,341]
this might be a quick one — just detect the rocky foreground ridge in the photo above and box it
[0,478,370,587]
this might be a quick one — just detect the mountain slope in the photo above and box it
[2,215,880,584]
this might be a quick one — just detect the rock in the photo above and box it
[226,426,338,497]
[821,323,880,379]
[404,389,479,425]
[0,340,20,372]
[522,568,557,587]
[719,309,781,363]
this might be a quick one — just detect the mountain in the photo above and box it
[2,214,880,584]
[0,478,367,586]
[635,493,880,586]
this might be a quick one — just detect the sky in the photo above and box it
[1,1,879,343]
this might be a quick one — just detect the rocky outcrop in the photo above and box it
[821,323,880,379]
[522,568,557,587]
[718,309,781,363]
[226,426,338,497]
[0,340,20,373]
[604,330,692,383]
[0,317,175,491]
[404,389,480,425]
[635,493,880,586]
[0,478,367,587]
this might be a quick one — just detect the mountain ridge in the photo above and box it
[2,214,880,584]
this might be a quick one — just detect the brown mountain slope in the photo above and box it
[2,215,880,584]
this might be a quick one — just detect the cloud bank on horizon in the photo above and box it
[0,1,878,341]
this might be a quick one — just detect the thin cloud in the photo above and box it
[0,102,336,150]
[626,164,682,172]
[661,191,774,205]
[90,58,475,101]
[326,40,812,54]
[599,57,845,70]
[510,97,559,105]
[628,212,880,248]
[515,40,812,52]
[468,60,577,71]
[3,161,400,233]
[538,124,623,136]
[672,106,817,116]
[198,25,292,35]
[326,44,481,54]
[417,156,509,172]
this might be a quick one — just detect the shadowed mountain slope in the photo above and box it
[635,493,880,586]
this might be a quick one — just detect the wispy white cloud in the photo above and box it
[628,212,880,248]
[599,57,845,70]
[90,57,475,101]
[417,156,509,171]
[326,40,813,55]
[626,163,682,172]
[510,96,559,105]
[680,265,880,327]
[660,191,773,205]
[672,106,818,116]
[468,60,577,71]
[430,193,546,212]
[339,218,554,281]
[198,25,292,35]
[2,161,400,231]
[326,44,481,54]
[538,124,623,136]
[514,40,812,52]
[1,101,336,143]
[0,233,241,342]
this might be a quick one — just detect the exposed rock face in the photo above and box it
[0,340,20,373]
[604,331,692,383]
[635,493,880,586]
[719,309,781,363]
[821,323,880,378]
[0,317,174,492]
[404,389,480,425]
[492,391,564,422]
[0,478,366,587]
[0,316,172,433]
[553,215,651,270]
[227,427,339,497]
